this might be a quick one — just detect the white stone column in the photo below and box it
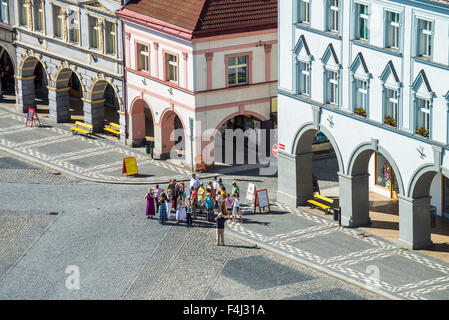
[397,195,432,250]
[277,151,313,207]
[338,173,371,227]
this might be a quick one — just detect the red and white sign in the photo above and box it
[272,144,278,157]
[279,143,285,151]
[247,183,256,201]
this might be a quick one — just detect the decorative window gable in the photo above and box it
[380,60,401,89]
[350,52,370,81]
[412,69,433,99]
[320,43,340,71]
[293,35,312,63]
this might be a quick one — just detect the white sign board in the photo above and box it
[247,183,255,201]
[256,189,269,208]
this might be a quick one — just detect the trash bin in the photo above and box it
[430,205,437,228]
[333,208,339,221]
[146,144,151,154]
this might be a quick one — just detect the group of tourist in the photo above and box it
[144,174,243,246]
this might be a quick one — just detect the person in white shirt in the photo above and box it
[213,176,219,191]
[232,193,242,223]
[189,173,200,191]
[216,191,223,214]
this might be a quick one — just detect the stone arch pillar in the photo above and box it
[83,98,105,132]
[17,75,36,112]
[343,141,405,228]
[278,122,344,208]
[48,87,70,122]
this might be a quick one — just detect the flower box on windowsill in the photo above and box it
[384,115,397,128]
[354,107,366,118]
[416,127,429,138]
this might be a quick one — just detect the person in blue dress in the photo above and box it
[158,193,168,225]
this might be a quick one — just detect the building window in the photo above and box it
[19,0,27,27]
[228,55,248,86]
[34,0,45,32]
[298,61,310,96]
[69,10,79,44]
[386,11,400,49]
[137,44,149,72]
[106,21,116,55]
[53,5,63,38]
[327,70,338,105]
[298,0,310,24]
[416,98,430,137]
[354,79,368,116]
[328,0,339,32]
[166,53,178,82]
[384,88,398,127]
[356,3,369,41]
[89,16,99,49]
[417,19,432,58]
[0,0,8,23]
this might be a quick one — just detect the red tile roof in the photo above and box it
[120,0,277,38]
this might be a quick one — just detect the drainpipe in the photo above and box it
[121,16,128,145]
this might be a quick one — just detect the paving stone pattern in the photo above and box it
[225,202,449,300]
[0,108,190,183]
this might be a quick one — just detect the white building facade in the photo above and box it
[15,0,125,137]
[117,0,278,166]
[278,0,449,249]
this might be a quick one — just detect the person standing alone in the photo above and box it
[215,212,226,246]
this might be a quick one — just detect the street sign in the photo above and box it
[25,108,41,128]
[272,144,278,157]
[122,157,138,176]
[246,183,255,201]
[254,189,270,214]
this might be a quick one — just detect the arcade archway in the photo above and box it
[52,68,83,123]
[160,110,185,159]
[18,57,49,114]
[88,79,121,132]
[214,114,265,165]
[291,125,343,206]
[130,98,154,146]
[0,48,15,100]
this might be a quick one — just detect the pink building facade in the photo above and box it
[117,0,278,166]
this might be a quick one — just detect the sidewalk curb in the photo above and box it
[225,224,401,300]
[0,106,269,183]
[0,144,218,185]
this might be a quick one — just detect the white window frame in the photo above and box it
[68,9,80,44]
[227,55,248,86]
[105,21,117,55]
[299,0,310,24]
[166,53,178,83]
[385,88,398,119]
[34,0,45,33]
[386,11,400,49]
[328,0,339,33]
[327,70,338,105]
[416,98,430,130]
[356,3,369,41]
[137,44,149,72]
[89,16,100,50]
[417,19,433,58]
[298,61,310,96]
[0,0,8,24]
[354,79,368,111]
[53,5,63,38]
[19,0,28,27]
